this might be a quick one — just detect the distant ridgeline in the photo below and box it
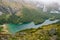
[0,4,60,25]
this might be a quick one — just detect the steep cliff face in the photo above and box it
[0,0,38,15]
[1,0,22,9]
[1,0,37,9]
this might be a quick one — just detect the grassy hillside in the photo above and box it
[0,0,60,24]
[21,7,60,24]
[0,6,60,25]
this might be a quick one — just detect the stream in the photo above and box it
[7,19,59,34]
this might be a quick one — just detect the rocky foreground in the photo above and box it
[0,22,60,40]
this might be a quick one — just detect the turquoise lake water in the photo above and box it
[7,19,59,34]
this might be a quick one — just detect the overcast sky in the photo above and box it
[11,0,60,4]
[33,0,60,4]
[13,0,60,2]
